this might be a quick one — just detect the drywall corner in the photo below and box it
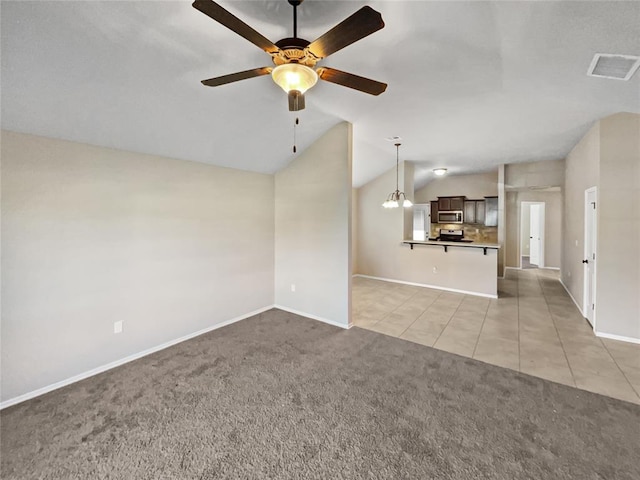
[274,122,352,326]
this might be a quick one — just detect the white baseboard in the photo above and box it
[559,278,585,317]
[504,266,560,271]
[353,274,498,299]
[595,331,640,345]
[0,305,274,410]
[273,304,351,330]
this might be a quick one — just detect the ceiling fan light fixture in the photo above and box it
[433,168,448,176]
[271,64,318,94]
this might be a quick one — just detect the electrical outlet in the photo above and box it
[433,267,438,274]
[114,321,123,334]
[575,240,579,247]
[568,271,571,278]
[291,284,296,292]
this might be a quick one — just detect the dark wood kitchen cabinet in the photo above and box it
[484,196,498,226]
[476,200,486,224]
[430,201,439,224]
[438,196,465,211]
[464,200,487,225]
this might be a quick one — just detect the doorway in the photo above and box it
[520,202,545,269]
[583,187,597,328]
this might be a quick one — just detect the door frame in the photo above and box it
[520,201,545,269]
[583,187,597,329]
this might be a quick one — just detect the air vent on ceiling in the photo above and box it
[587,54,640,81]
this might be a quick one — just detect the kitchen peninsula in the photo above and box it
[402,193,500,298]
[398,239,500,298]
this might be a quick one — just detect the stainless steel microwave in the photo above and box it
[438,211,463,224]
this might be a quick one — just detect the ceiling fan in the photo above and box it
[193,0,387,111]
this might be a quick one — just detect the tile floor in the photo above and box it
[352,268,640,404]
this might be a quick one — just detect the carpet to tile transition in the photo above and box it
[1,309,639,479]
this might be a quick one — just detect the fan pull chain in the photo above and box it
[293,117,299,153]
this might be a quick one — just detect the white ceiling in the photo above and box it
[2,1,639,189]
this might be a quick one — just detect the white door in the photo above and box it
[584,188,597,327]
[529,204,541,266]
[412,204,430,241]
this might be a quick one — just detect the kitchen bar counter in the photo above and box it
[360,239,500,298]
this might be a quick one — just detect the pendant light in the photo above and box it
[382,143,413,208]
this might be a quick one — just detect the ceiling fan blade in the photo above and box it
[192,0,279,54]
[307,6,384,59]
[317,67,387,96]
[201,67,273,87]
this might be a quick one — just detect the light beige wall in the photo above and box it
[563,113,639,340]
[498,165,505,277]
[504,159,565,270]
[274,122,352,326]
[596,113,639,339]
[414,171,498,203]
[356,167,404,272]
[505,159,565,189]
[352,187,359,275]
[356,166,497,297]
[562,122,600,309]
[521,205,531,256]
[1,131,275,402]
[403,162,415,240]
[505,190,562,268]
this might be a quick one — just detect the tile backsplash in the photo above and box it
[431,223,498,243]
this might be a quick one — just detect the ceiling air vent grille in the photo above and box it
[587,54,640,81]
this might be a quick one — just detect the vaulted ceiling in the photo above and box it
[2,1,639,189]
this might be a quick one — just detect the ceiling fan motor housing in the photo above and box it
[273,38,318,67]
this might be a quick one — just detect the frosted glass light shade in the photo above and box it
[271,64,318,94]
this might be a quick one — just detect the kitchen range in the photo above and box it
[433,229,474,243]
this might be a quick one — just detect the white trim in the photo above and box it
[0,306,274,410]
[543,267,560,271]
[273,305,351,330]
[595,331,640,345]
[353,274,498,299]
[504,266,521,271]
[559,278,585,317]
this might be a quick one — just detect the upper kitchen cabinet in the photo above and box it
[438,196,465,211]
[464,200,486,224]
[430,201,439,224]
[484,196,498,226]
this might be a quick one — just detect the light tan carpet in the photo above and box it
[2,308,639,479]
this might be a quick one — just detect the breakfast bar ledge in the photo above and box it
[403,240,501,255]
